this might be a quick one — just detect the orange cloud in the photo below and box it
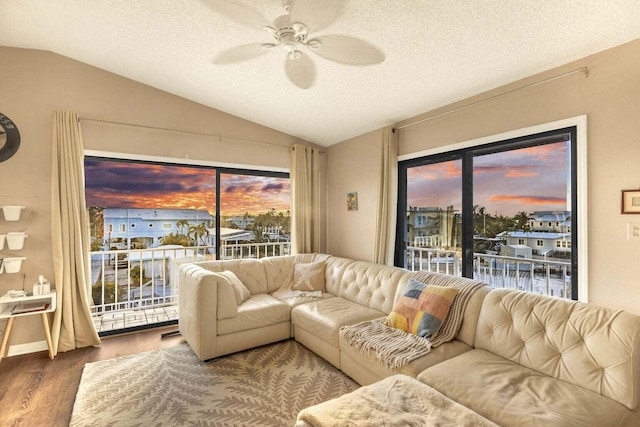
[489,195,566,205]
[408,160,461,180]
[505,169,538,178]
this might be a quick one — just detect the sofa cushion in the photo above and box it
[339,334,471,384]
[218,270,251,304]
[292,297,386,347]
[217,294,290,335]
[211,259,268,294]
[336,261,413,314]
[418,349,631,427]
[292,261,325,292]
[261,255,296,293]
[385,279,459,339]
[475,289,640,410]
[274,292,335,309]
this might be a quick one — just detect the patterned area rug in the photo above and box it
[70,340,359,426]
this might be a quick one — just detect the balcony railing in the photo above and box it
[89,242,291,332]
[406,246,573,299]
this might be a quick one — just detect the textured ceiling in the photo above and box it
[2,0,640,146]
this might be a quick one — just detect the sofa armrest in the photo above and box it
[178,263,227,360]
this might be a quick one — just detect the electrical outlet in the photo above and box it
[627,223,640,240]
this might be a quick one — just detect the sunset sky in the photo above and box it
[84,159,290,216]
[407,142,569,217]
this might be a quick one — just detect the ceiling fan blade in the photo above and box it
[288,0,346,32]
[308,35,385,65]
[285,51,316,89]
[212,43,274,64]
[200,0,269,29]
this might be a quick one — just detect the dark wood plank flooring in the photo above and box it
[0,326,185,427]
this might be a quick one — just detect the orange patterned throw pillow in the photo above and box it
[385,279,459,339]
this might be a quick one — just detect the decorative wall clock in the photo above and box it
[0,113,20,162]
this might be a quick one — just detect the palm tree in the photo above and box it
[176,219,190,236]
[513,211,531,231]
[188,223,210,246]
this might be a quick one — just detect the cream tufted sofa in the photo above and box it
[415,288,640,426]
[179,254,640,426]
[178,253,423,362]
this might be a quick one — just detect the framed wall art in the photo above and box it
[621,189,640,214]
[347,192,358,211]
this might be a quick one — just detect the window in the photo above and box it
[397,126,580,300]
[84,157,290,334]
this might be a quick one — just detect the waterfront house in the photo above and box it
[103,208,214,250]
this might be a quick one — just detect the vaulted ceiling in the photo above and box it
[2,0,640,146]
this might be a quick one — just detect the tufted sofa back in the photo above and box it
[330,258,414,314]
[475,289,640,410]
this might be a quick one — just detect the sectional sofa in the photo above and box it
[178,253,640,426]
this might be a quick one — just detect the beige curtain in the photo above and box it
[373,126,399,265]
[290,144,321,254]
[51,111,101,355]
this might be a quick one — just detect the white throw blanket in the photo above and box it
[340,273,487,370]
[296,374,499,427]
[340,320,432,370]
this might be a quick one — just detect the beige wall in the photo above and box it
[327,39,640,315]
[326,129,381,261]
[0,46,312,350]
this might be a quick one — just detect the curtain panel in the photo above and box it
[290,144,321,254]
[51,111,100,354]
[373,126,399,265]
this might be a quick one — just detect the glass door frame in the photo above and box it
[395,116,587,301]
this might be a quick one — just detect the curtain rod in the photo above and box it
[396,66,589,131]
[79,117,291,150]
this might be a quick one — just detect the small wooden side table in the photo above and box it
[0,289,57,362]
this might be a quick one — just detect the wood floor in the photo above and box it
[0,326,185,427]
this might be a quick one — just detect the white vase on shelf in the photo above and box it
[6,232,27,250]
[3,257,26,273]
[2,205,26,221]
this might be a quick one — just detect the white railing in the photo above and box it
[220,241,291,260]
[406,247,462,276]
[406,246,573,299]
[89,242,291,315]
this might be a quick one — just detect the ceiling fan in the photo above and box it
[202,0,385,89]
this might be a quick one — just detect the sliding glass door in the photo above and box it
[84,157,290,335]
[397,127,578,299]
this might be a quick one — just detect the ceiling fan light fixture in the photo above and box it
[207,0,385,88]
[282,40,297,53]
[292,22,308,36]
[307,39,322,50]
[289,51,302,60]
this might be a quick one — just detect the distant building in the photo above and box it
[225,215,255,229]
[103,208,214,250]
[527,211,571,233]
[500,244,533,259]
[496,231,571,257]
[407,206,458,248]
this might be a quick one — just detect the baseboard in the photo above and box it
[7,340,48,357]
